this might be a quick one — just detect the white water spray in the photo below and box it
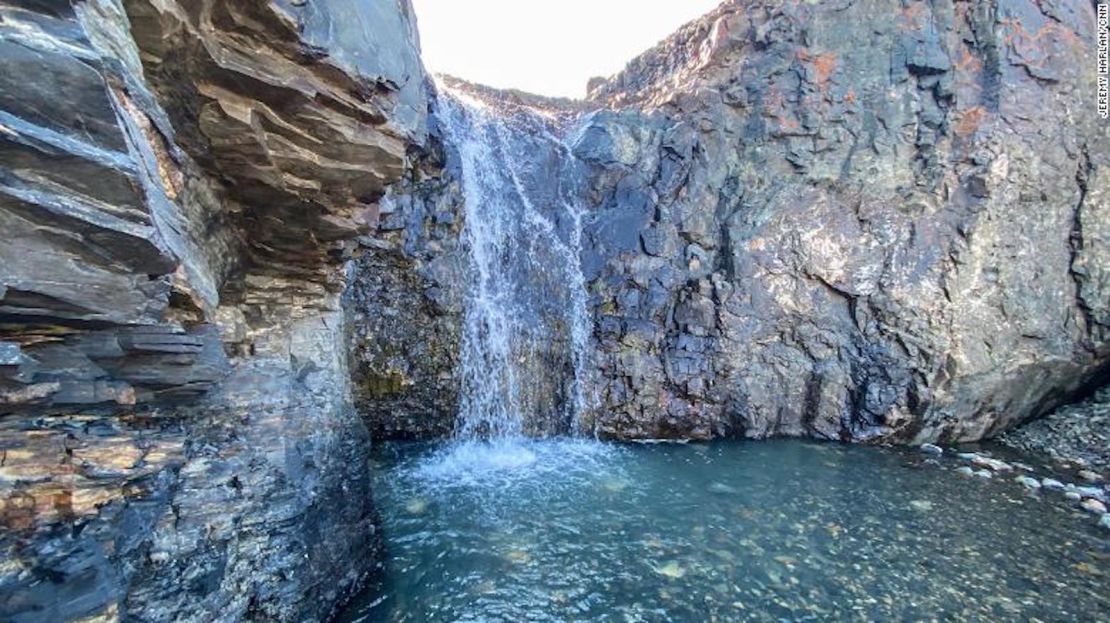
[436,85,596,443]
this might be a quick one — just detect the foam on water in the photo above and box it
[413,438,624,490]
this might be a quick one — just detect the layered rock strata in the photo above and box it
[0,0,427,620]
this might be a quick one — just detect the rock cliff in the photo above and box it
[358,0,1110,445]
[580,0,1109,442]
[0,0,428,620]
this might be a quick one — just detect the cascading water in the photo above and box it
[435,83,597,448]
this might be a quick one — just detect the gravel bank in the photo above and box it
[998,386,1110,470]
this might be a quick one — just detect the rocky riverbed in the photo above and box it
[915,443,1110,533]
[338,439,1110,622]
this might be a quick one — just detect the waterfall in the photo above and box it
[436,86,595,441]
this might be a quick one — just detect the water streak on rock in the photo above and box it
[436,86,595,440]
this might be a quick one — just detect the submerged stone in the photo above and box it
[1042,478,1066,491]
[707,482,740,495]
[920,444,944,456]
[654,561,687,579]
[1078,470,1103,483]
[505,550,532,564]
[601,478,631,493]
[1079,499,1107,514]
[971,456,1013,472]
[405,498,429,515]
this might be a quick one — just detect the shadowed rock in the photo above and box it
[0,1,428,621]
[123,0,428,269]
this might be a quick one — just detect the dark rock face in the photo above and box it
[361,0,1109,446]
[578,0,1109,442]
[346,152,465,440]
[0,0,427,620]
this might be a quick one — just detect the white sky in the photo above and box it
[410,0,723,99]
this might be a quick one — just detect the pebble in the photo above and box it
[971,455,1012,472]
[707,482,740,495]
[974,470,993,479]
[1080,498,1107,514]
[654,561,686,579]
[404,498,428,515]
[1015,476,1041,490]
[1065,491,1082,502]
[1078,470,1103,483]
[920,443,943,456]
[909,500,934,512]
[1100,514,1110,531]
[1041,478,1065,491]
[1073,485,1105,501]
[956,466,975,476]
[601,478,630,493]
[504,550,532,564]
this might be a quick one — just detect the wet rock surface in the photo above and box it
[579,0,1110,442]
[364,0,1110,445]
[1,0,427,620]
[349,81,606,440]
[346,150,465,441]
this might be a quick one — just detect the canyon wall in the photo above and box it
[579,0,1109,442]
[360,0,1110,444]
[0,1,427,620]
[2,0,1109,619]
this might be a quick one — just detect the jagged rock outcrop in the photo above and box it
[346,149,466,440]
[0,0,427,620]
[579,0,1110,441]
[123,0,427,272]
[361,0,1109,445]
[0,0,237,411]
